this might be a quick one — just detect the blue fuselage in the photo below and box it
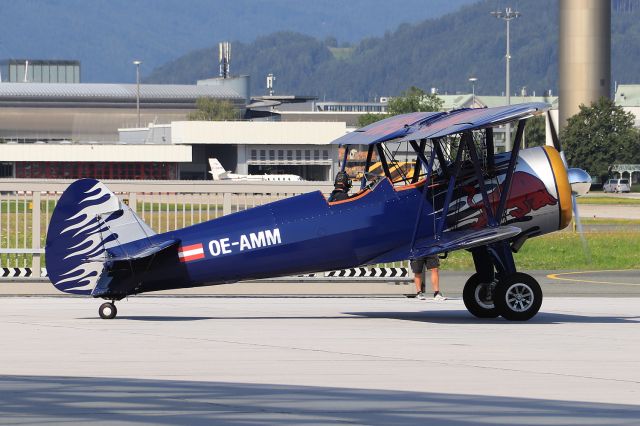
[128,179,435,291]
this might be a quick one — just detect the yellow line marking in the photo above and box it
[546,270,640,286]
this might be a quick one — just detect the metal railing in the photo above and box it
[0,179,408,279]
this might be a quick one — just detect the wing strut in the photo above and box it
[375,143,392,179]
[361,144,375,189]
[486,127,495,174]
[408,140,434,179]
[433,139,448,178]
[340,144,349,173]
[409,143,437,255]
[436,140,466,239]
[495,120,526,222]
[411,139,427,184]
[463,131,497,227]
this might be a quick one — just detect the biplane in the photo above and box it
[45,102,590,320]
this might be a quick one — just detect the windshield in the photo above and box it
[620,179,629,184]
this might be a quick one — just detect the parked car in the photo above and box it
[603,178,631,193]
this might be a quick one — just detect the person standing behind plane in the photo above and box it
[411,255,446,300]
[328,171,352,202]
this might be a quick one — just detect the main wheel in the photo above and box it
[463,273,499,318]
[99,302,117,319]
[494,273,542,321]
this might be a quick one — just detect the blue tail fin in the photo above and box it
[45,179,155,295]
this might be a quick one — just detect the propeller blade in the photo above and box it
[571,193,592,264]
[547,110,562,152]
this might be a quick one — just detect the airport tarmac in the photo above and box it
[578,203,640,220]
[3,270,640,297]
[1,295,639,425]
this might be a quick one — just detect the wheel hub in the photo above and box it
[474,282,495,309]
[506,283,534,312]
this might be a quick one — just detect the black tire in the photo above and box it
[463,273,500,318]
[99,302,117,319]
[494,273,542,321]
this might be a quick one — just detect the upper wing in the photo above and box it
[329,103,550,147]
[394,103,550,143]
[330,111,445,146]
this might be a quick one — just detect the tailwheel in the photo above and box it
[494,273,542,321]
[463,273,499,318]
[99,302,117,319]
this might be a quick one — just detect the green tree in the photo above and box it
[524,115,546,147]
[561,97,640,179]
[188,97,239,121]
[357,113,386,127]
[356,86,443,127]
[387,86,444,115]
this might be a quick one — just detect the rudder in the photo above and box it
[45,179,155,295]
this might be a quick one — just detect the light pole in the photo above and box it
[468,77,477,105]
[133,60,142,128]
[491,7,520,152]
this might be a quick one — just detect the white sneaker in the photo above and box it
[433,292,446,301]
[416,292,427,300]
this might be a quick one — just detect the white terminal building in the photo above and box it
[2,55,638,183]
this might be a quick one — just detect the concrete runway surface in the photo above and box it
[1,296,639,425]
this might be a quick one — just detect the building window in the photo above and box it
[260,150,266,161]
[323,150,329,160]
[269,150,275,160]
[305,150,311,160]
[314,150,320,160]
[295,150,301,160]
[287,150,293,160]
[251,149,257,160]
[278,150,284,160]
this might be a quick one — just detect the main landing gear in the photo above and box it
[463,244,543,321]
[99,301,118,319]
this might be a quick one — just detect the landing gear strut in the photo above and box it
[465,244,543,321]
[99,301,117,319]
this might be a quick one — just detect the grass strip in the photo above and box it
[441,231,640,271]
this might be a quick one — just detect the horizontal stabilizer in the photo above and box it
[410,225,522,258]
[86,239,178,263]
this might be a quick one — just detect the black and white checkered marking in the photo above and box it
[325,267,408,278]
[1,268,48,278]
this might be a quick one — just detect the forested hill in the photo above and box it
[146,0,640,101]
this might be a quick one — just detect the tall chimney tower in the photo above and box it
[559,0,611,127]
[219,42,231,78]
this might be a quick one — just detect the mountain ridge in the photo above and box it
[146,0,640,101]
[0,0,474,83]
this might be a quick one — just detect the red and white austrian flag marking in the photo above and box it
[178,243,205,262]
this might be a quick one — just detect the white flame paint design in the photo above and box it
[64,230,108,260]
[56,262,105,292]
[60,182,119,235]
